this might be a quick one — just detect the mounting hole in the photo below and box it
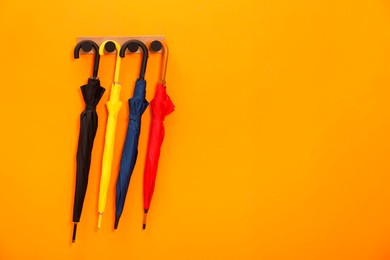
[150,40,162,52]
[127,42,139,53]
[105,41,116,53]
[81,42,93,52]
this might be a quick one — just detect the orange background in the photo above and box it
[1,0,390,259]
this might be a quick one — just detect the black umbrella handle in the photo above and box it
[119,40,149,80]
[74,40,100,79]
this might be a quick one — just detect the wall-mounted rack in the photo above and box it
[77,36,166,54]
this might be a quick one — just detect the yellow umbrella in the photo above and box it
[97,40,122,228]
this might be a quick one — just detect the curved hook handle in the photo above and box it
[119,40,149,80]
[99,40,121,83]
[150,40,168,83]
[74,40,100,78]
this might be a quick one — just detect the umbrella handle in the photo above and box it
[149,40,168,83]
[99,40,122,83]
[74,40,100,79]
[119,40,149,80]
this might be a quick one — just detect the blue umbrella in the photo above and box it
[114,40,149,229]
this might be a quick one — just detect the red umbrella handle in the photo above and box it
[150,40,169,83]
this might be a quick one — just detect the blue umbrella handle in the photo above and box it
[119,40,149,80]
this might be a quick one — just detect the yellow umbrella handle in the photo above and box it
[99,40,122,82]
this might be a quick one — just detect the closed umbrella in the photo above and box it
[72,40,105,243]
[97,40,123,228]
[114,40,149,229]
[143,40,175,229]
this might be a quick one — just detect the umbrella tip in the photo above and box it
[98,212,103,229]
[143,210,148,230]
[72,223,78,243]
[114,217,120,230]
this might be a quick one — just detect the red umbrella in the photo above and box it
[143,40,175,229]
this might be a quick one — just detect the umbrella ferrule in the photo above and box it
[143,211,148,230]
[97,212,103,229]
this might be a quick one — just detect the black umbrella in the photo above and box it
[72,40,105,243]
[114,40,149,229]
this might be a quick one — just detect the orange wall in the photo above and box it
[1,0,390,259]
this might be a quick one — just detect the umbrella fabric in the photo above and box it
[98,82,122,228]
[114,79,148,229]
[143,82,174,228]
[73,78,105,240]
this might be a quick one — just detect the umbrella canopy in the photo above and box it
[72,40,105,243]
[143,40,175,229]
[97,40,123,228]
[114,40,149,229]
